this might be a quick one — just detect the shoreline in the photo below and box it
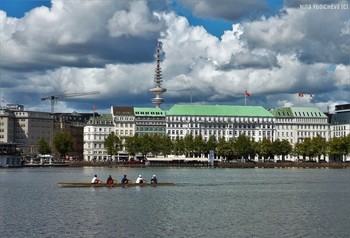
[20,161,349,169]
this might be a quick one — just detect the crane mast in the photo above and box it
[41,91,100,113]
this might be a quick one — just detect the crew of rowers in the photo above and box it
[91,174,158,184]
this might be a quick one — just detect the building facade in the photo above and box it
[330,104,350,138]
[134,107,166,136]
[166,104,275,142]
[83,114,114,162]
[271,107,329,144]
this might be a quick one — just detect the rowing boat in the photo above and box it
[58,182,175,188]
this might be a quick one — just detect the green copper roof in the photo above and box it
[166,104,274,117]
[87,114,113,124]
[271,107,327,118]
[134,107,166,117]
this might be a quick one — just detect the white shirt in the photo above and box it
[91,177,98,183]
[135,177,143,184]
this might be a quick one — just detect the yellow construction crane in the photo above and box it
[41,91,100,113]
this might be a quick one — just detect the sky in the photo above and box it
[0,0,349,114]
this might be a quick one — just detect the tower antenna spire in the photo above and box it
[150,42,166,108]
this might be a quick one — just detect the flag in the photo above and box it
[93,105,97,111]
[298,92,303,97]
[245,90,250,97]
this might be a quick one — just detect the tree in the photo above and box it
[124,136,137,157]
[303,138,314,161]
[328,136,349,162]
[216,137,231,160]
[104,132,122,160]
[256,138,273,162]
[172,136,185,156]
[234,135,254,160]
[311,135,328,162]
[159,136,173,157]
[193,135,205,157]
[139,134,153,158]
[293,141,307,161]
[184,134,194,157]
[53,131,73,158]
[205,135,218,158]
[272,139,292,161]
[38,137,51,155]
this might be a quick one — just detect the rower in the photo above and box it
[151,175,158,184]
[106,175,114,184]
[121,174,130,184]
[91,174,101,184]
[135,175,144,184]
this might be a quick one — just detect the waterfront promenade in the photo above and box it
[63,161,350,169]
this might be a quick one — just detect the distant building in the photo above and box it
[53,112,96,160]
[0,143,22,167]
[0,109,15,143]
[0,105,54,155]
[330,104,350,138]
[270,107,329,143]
[134,107,166,136]
[166,104,275,142]
[83,114,114,162]
[14,110,53,155]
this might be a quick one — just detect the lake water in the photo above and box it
[1,167,350,238]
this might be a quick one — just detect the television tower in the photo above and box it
[150,42,166,108]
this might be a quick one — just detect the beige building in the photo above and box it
[0,109,15,143]
[0,105,53,155]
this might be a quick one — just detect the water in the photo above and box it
[1,167,350,238]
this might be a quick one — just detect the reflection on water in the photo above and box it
[1,167,350,237]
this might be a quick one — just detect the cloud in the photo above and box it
[179,0,269,21]
[241,8,350,65]
[0,0,165,72]
[0,0,348,113]
[219,51,280,70]
[107,1,164,37]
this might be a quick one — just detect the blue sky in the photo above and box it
[0,0,51,17]
[0,0,349,113]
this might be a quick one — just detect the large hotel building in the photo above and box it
[82,103,349,162]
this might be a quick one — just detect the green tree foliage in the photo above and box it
[216,137,229,159]
[328,136,349,161]
[272,139,292,161]
[184,134,194,157]
[104,132,122,158]
[38,137,51,155]
[205,135,218,157]
[256,138,273,161]
[124,136,137,156]
[234,135,254,160]
[173,137,185,156]
[53,131,73,157]
[293,141,308,161]
[193,134,205,157]
[311,135,328,161]
[159,136,173,156]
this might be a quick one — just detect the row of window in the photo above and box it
[168,123,273,129]
[168,116,274,123]
[167,130,272,137]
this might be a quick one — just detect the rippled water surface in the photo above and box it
[1,167,350,238]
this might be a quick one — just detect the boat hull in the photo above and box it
[58,182,175,188]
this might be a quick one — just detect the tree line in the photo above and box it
[37,131,349,162]
[103,132,350,162]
